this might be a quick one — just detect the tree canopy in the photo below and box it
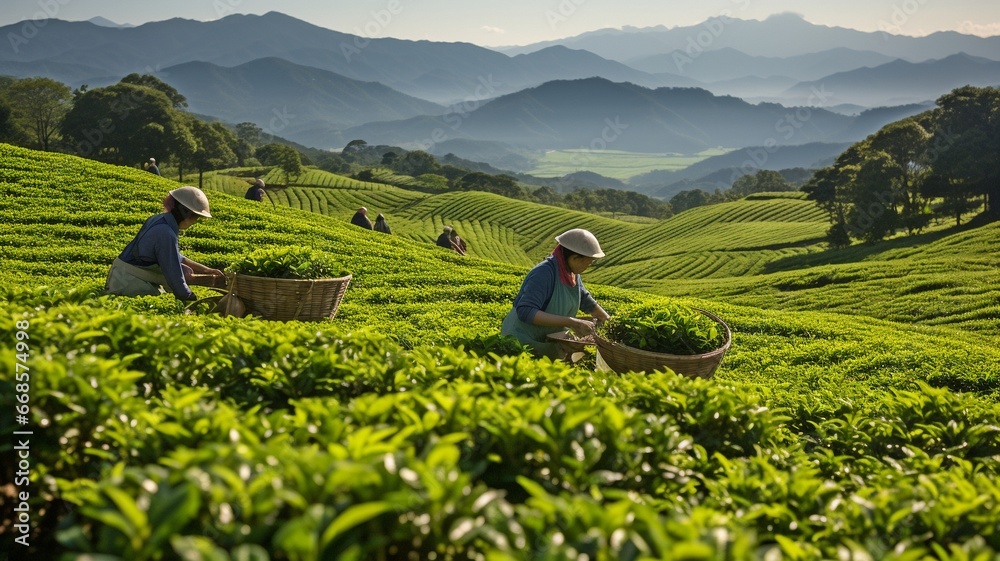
[258,143,303,184]
[805,86,1000,246]
[119,73,188,109]
[60,82,181,166]
[4,77,71,151]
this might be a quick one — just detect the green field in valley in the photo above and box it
[526,148,731,181]
[2,143,999,559]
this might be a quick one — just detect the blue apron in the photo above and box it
[501,279,580,360]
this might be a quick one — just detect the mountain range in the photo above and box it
[629,141,853,196]
[0,12,665,104]
[0,11,996,181]
[3,11,998,110]
[783,53,1000,106]
[159,57,445,148]
[627,47,898,83]
[499,13,1000,62]
[338,78,927,154]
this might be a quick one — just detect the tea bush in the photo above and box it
[600,302,727,354]
[2,143,1000,559]
[227,246,350,279]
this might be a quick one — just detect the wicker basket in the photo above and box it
[594,308,731,378]
[229,273,352,322]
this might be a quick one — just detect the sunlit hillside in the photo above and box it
[201,167,999,337]
[2,144,999,559]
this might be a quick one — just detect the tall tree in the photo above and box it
[275,145,303,185]
[61,83,180,165]
[931,86,1000,216]
[0,99,19,143]
[119,74,187,109]
[867,120,931,233]
[394,150,438,176]
[455,172,524,199]
[258,144,303,185]
[187,119,238,188]
[6,77,72,151]
[922,172,978,226]
[381,151,399,167]
[848,153,899,243]
[234,122,263,146]
[530,185,560,205]
[804,164,857,247]
[168,121,198,181]
[669,189,709,214]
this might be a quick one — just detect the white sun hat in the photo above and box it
[555,228,604,258]
[169,186,212,218]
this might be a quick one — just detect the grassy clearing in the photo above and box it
[526,148,731,180]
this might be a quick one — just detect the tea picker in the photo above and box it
[106,186,227,300]
[501,228,611,361]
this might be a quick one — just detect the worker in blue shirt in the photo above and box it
[245,178,265,201]
[105,186,224,300]
[501,228,611,360]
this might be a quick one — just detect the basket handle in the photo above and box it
[292,280,316,320]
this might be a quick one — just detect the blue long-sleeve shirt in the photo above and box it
[511,256,597,323]
[119,213,192,299]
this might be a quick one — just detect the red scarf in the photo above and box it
[552,245,576,287]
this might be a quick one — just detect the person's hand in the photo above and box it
[210,269,228,288]
[570,317,597,338]
[592,308,610,328]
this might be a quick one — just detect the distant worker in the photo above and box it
[105,186,225,301]
[374,213,392,234]
[436,225,455,250]
[501,228,610,360]
[351,206,373,229]
[145,157,161,176]
[245,178,265,201]
[448,227,467,255]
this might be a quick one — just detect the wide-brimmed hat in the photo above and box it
[555,228,604,258]
[169,186,212,218]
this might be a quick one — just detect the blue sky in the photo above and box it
[2,0,999,46]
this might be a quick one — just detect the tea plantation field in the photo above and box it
[203,167,998,335]
[2,143,999,560]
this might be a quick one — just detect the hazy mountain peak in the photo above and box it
[526,44,576,54]
[620,25,670,33]
[934,52,992,64]
[763,12,808,23]
[87,16,132,28]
